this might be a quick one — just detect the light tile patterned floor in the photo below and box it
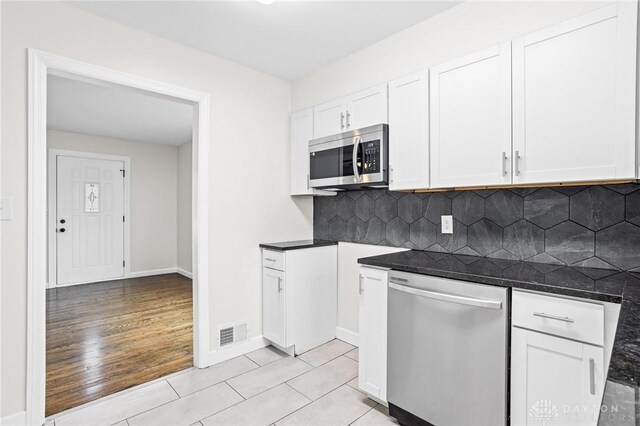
[50,340,399,426]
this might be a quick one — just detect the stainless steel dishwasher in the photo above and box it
[387,271,508,426]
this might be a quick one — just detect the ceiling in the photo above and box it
[47,74,193,146]
[70,1,460,80]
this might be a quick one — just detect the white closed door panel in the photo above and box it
[511,328,604,426]
[513,3,637,184]
[347,84,388,130]
[56,155,125,286]
[388,71,429,190]
[430,42,512,188]
[263,268,286,347]
[314,99,347,138]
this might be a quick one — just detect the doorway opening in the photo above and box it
[28,50,210,425]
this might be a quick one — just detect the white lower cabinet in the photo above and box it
[262,246,337,354]
[358,266,389,402]
[511,291,606,426]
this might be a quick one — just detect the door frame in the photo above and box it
[47,149,132,288]
[27,49,211,425]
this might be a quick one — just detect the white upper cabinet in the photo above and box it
[290,109,334,196]
[430,42,513,188]
[313,84,388,139]
[313,99,349,139]
[388,71,430,191]
[346,84,388,130]
[512,3,638,185]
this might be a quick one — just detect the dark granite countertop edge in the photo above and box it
[259,240,338,251]
[357,256,624,304]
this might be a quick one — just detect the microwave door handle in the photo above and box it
[353,137,362,182]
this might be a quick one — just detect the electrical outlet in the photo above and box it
[441,215,453,234]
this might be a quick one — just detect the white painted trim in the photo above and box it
[208,336,269,365]
[47,149,131,289]
[336,327,359,347]
[176,268,193,279]
[1,411,27,426]
[28,49,211,426]
[127,268,178,279]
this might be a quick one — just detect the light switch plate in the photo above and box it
[441,215,453,234]
[0,197,12,221]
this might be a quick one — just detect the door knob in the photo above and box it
[60,219,66,224]
[59,228,66,233]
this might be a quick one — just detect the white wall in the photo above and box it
[292,1,610,110]
[177,142,192,274]
[47,130,180,275]
[1,2,312,418]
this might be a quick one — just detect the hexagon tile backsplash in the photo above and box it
[313,183,640,271]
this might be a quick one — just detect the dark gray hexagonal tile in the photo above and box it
[374,194,398,222]
[524,188,569,229]
[345,217,367,243]
[388,191,405,200]
[336,196,355,221]
[368,189,387,199]
[626,191,640,226]
[327,216,346,240]
[605,183,640,195]
[452,191,484,226]
[545,222,594,264]
[485,191,523,227]
[409,218,437,250]
[422,193,452,224]
[398,194,423,224]
[436,219,467,252]
[509,188,539,197]
[527,252,564,266]
[455,246,482,257]
[473,189,498,198]
[487,249,518,261]
[467,219,502,256]
[346,191,365,200]
[570,186,624,231]
[314,218,329,240]
[365,217,386,244]
[572,257,618,271]
[315,196,337,220]
[444,191,460,199]
[503,220,544,259]
[596,222,640,270]
[386,218,410,246]
[355,195,374,222]
[554,186,590,196]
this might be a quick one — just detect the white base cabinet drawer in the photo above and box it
[513,291,604,346]
[262,250,285,271]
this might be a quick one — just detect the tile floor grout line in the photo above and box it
[269,383,315,425]
[349,403,379,425]
[287,371,359,402]
[165,379,181,398]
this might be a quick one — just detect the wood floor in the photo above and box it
[46,273,193,416]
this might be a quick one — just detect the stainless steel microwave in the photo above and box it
[308,124,388,190]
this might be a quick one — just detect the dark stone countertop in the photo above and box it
[357,250,640,425]
[259,239,338,251]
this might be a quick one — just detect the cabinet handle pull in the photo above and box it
[533,312,574,323]
[340,112,345,130]
[265,258,276,262]
[277,276,283,293]
[515,150,521,176]
[359,275,364,294]
[346,111,351,129]
[589,358,595,395]
[502,152,508,176]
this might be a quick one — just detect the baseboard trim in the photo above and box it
[336,327,359,347]
[128,268,178,278]
[207,335,269,366]
[176,268,193,279]
[1,411,26,426]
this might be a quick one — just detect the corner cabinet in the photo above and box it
[511,291,605,426]
[388,71,430,190]
[262,246,337,354]
[313,84,388,139]
[289,109,334,196]
[358,266,389,403]
[430,42,513,188]
[512,2,638,185]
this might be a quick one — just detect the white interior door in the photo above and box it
[56,155,125,286]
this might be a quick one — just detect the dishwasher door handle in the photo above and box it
[388,281,502,310]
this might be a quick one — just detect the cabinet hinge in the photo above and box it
[123,260,125,267]
[120,169,126,177]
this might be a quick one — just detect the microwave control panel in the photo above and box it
[362,140,380,174]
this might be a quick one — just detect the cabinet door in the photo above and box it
[314,99,348,138]
[513,3,637,184]
[430,42,512,188]
[263,268,286,347]
[346,84,388,130]
[511,327,604,426]
[388,71,429,190]
[358,266,388,401]
[290,109,335,196]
